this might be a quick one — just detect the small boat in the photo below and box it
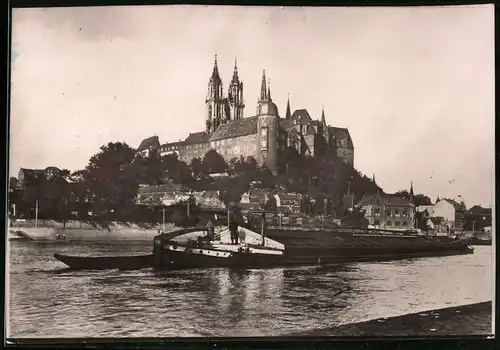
[467,237,492,246]
[53,253,154,270]
[8,230,34,241]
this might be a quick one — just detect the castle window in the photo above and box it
[403,221,408,226]
[261,128,268,149]
[395,221,400,226]
[387,220,392,226]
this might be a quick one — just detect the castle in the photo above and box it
[138,55,354,175]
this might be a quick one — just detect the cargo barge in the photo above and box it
[151,223,474,270]
[53,212,474,270]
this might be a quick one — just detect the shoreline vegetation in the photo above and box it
[10,143,491,236]
[292,301,493,337]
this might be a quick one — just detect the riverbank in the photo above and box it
[9,219,180,241]
[293,301,493,337]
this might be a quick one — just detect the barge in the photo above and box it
[151,223,474,270]
[53,213,474,270]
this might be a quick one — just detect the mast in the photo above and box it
[162,206,165,231]
[35,200,39,228]
[261,211,265,246]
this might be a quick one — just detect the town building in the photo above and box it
[137,136,161,157]
[136,183,224,209]
[138,54,354,174]
[17,167,63,187]
[136,183,191,206]
[468,205,492,219]
[417,198,465,232]
[357,192,415,230]
[239,188,302,215]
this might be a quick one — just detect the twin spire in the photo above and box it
[210,53,222,83]
[259,70,273,102]
[231,57,240,84]
[212,53,242,87]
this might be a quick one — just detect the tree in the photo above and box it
[160,154,195,185]
[395,190,432,206]
[202,150,228,174]
[82,142,140,211]
[134,150,164,185]
[190,158,204,179]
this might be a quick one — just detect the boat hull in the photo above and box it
[153,227,474,270]
[53,253,154,270]
[154,245,472,270]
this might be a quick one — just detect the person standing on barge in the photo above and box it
[229,220,239,245]
[206,219,214,241]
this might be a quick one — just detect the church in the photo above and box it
[138,55,354,175]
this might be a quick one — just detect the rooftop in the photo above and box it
[329,127,354,149]
[358,192,413,207]
[137,183,191,194]
[137,135,160,152]
[210,116,259,142]
[185,132,210,145]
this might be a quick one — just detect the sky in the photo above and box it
[10,5,495,207]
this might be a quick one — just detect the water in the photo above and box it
[7,241,493,338]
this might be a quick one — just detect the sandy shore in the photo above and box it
[293,301,493,337]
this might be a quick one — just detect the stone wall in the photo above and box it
[178,142,211,164]
[177,133,260,167]
[337,147,354,165]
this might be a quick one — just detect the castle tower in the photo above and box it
[227,58,245,120]
[256,71,279,175]
[205,54,226,134]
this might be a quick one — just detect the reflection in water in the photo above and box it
[7,241,493,338]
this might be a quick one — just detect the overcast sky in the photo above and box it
[10,5,494,207]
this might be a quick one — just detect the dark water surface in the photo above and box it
[7,241,493,338]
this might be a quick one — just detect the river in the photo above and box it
[7,241,493,338]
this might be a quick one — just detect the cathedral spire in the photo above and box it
[259,70,267,101]
[321,105,326,125]
[211,53,221,82]
[267,79,272,101]
[231,57,239,83]
[285,93,291,119]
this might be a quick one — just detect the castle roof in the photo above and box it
[291,109,312,125]
[210,116,258,142]
[329,127,354,149]
[137,135,160,151]
[185,132,210,145]
[279,118,294,132]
